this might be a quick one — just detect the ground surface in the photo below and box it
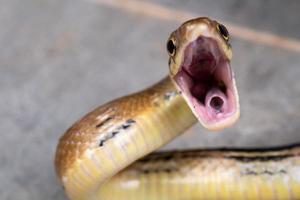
[1,0,300,199]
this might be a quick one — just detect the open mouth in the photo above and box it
[174,37,239,130]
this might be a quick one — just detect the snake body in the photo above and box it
[55,18,300,200]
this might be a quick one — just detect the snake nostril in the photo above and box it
[210,96,223,111]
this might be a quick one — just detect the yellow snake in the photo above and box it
[55,17,300,200]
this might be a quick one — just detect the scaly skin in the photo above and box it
[55,17,300,200]
[104,146,300,200]
[55,77,197,199]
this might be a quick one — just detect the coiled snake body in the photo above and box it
[55,17,300,200]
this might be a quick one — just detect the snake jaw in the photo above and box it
[174,36,239,131]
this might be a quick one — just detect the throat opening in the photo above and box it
[185,66,227,108]
[210,96,224,111]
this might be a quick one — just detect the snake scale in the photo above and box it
[55,17,300,200]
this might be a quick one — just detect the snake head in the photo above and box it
[167,17,239,131]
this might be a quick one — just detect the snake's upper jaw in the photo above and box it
[174,37,240,131]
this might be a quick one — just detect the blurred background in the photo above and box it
[1,0,300,199]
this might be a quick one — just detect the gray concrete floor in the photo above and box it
[1,0,300,199]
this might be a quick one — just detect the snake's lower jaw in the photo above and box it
[174,37,240,131]
[175,70,239,131]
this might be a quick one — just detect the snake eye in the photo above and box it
[167,39,176,56]
[217,24,229,41]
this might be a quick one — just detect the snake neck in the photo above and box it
[54,76,197,199]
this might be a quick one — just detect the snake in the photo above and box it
[55,17,300,200]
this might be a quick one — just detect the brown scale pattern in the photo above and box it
[54,77,176,178]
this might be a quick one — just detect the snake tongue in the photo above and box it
[174,37,239,130]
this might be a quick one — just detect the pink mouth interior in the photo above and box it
[174,37,237,125]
